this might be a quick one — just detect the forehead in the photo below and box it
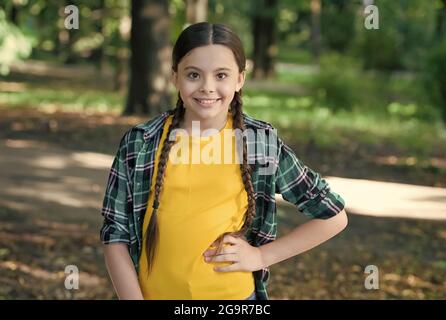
[180,44,238,70]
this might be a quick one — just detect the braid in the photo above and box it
[145,95,185,274]
[145,91,256,273]
[232,90,257,233]
[209,90,257,262]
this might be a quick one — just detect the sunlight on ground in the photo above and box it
[1,139,111,211]
[0,260,103,286]
[70,152,114,170]
[301,177,446,220]
[0,81,27,92]
[3,138,446,220]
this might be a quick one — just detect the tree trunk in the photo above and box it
[9,4,19,25]
[124,0,172,116]
[62,0,77,64]
[114,13,131,93]
[252,0,277,79]
[186,0,208,24]
[311,0,321,59]
[90,0,106,73]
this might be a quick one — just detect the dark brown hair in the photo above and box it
[145,22,256,273]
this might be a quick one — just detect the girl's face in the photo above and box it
[172,44,245,128]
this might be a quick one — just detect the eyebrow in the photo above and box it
[184,66,232,72]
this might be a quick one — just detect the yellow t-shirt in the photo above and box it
[138,112,255,300]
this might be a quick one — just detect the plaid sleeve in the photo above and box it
[275,140,345,219]
[100,131,132,244]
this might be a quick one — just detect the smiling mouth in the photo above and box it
[194,98,221,106]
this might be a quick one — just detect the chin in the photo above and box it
[187,102,228,117]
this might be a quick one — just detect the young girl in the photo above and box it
[100,22,348,300]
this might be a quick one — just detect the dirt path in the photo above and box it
[278,177,446,221]
[1,137,445,299]
[0,138,115,299]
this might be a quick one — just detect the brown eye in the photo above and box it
[217,73,228,80]
[188,72,199,79]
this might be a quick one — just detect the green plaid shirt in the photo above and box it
[100,108,345,300]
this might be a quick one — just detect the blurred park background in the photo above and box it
[0,0,445,299]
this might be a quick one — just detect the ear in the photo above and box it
[236,70,246,92]
[171,69,178,89]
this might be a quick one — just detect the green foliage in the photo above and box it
[0,9,33,75]
[207,0,254,56]
[386,101,441,123]
[277,47,312,64]
[421,40,446,121]
[321,0,356,52]
[352,0,436,71]
[17,0,130,65]
[241,88,446,158]
[354,27,402,70]
[311,53,362,111]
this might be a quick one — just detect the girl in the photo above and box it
[101,22,348,300]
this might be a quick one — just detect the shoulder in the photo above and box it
[118,108,175,149]
[242,112,276,131]
[118,109,277,149]
[133,108,175,138]
[131,109,273,133]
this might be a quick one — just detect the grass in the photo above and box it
[242,89,446,158]
[275,64,318,86]
[0,87,123,114]
[1,61,445,163]
[277,46,313,64]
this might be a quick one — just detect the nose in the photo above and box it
[200,76,215,93]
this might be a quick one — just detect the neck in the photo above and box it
[181,110,230,136]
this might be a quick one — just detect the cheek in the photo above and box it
[178,82,198,97]
[223,91,237,103]
[219,84,237,99]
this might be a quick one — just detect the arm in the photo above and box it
[259,209,348,268]
[103,243,144,300]
[204,210,347,272]
[100,131,143,299]
[204,138,348,273]
[263,138,348,266]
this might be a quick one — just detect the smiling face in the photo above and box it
[172,44,245,132]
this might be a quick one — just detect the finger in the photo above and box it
[203,249,217,257]
[206,253,238,263]
[214,262,240,272]
[204,246,237,257]
[222,234,239,244]
[209,233,240,248]
[220,247,238,255]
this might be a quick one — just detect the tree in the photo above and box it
[124,0,172,116]
[0,7,32,75]
[251,0,278,79]
[310,0,321,59]
[186,0,208,24]
[89,0,106,72]
[9,1,19,25]
[321,0,356,53]
[436,0,446,39]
